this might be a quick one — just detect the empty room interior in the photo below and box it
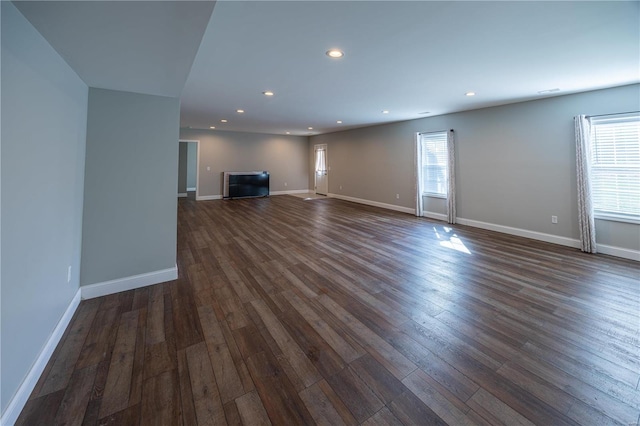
[2,1,640,425]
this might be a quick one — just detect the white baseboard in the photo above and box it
[178,193,187,198]
[455,217,639,261]
[422,211,447,221]
[456,217,582,248]
[1,289,82,426]
[196,194,222,201]
[596,244,640,261]
[270,189,310,195]
[187,187,196,192]
[327,193,415,215]
[81,265,178,300]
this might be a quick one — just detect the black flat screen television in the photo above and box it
[225,171,269,198]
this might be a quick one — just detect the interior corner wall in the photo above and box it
[1,1,88,413]
[179,128,309,197]
[309,84,640,253]
[81,88,179,286]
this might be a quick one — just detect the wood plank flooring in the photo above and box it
[17,195,640,425]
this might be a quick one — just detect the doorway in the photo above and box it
[314,144,328,195]
[178,140,200,200]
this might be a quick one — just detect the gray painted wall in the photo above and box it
[1,2,88,413]
[81,88,179,286]
[187,142,197,189]
[310,84,640,251]
[177,141,197,193]
[178,142,188,193]
[179,129,309,197]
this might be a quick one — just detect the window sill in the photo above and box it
[422,193,447,199]
[594,213,640,225]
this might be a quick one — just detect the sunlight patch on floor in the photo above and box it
[433,226,472,254]
[289,193,328,201]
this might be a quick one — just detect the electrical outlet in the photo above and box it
[207,166,211,171]
[339,185,342,190]
[551,215,558,224]
[67,266,72,283]
[284,182,287,187]
[396,194,400,199]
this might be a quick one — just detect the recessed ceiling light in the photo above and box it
[221,119,228,123]
[263,91,274,96]
[326,49,344,58]
[382,110,390,114]
[337,120,343,124]
[308,127,313,130]
[465,92,476,97]
[286,131,290,134]
[209,126,215,129]
[236,109,245,113]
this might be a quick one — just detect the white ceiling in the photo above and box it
[12,1,640,136]
[14,0,216,98]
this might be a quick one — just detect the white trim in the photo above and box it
[1,289,81,426]
[456,217,582,248]
[178,193,187,198]
[186,187,196,192]
[438,216,639,261]
[596,244,640,261]
[423,192,447,199]
[196,194,222,201]
[81,265,178,300]
[270,189,310,195]
[422,211,447,221]
[327,193,415,215]
[594,213,640,225]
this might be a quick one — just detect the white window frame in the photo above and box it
[420,131,448,198]
[589,112,640,224]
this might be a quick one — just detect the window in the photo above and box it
[420,131,448,197]
[315,146,326,174]
[589,112,640,222]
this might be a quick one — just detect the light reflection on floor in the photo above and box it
[434,226,472,254]
[289,192,328,201]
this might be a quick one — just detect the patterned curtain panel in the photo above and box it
[415,133,424,217]
[446,130,456,224]
[574,115,597,253]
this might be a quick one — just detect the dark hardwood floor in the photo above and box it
[17,195,640,425]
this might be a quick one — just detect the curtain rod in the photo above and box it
[587,110,639,118]
[418,129,454,135]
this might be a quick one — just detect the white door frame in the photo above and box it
[314,144,328,195]
[179,139,200,200]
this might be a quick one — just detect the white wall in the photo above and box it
[310,84,640,255]
[81,88,180,286]
[179,128,309,198]
[1,1,88,413]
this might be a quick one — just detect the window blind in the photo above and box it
[420,131,448,196]
[589,112,640,221]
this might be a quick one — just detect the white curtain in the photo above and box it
[415,133,424,217]
[575,115,597,253]
[446,130,456,224]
